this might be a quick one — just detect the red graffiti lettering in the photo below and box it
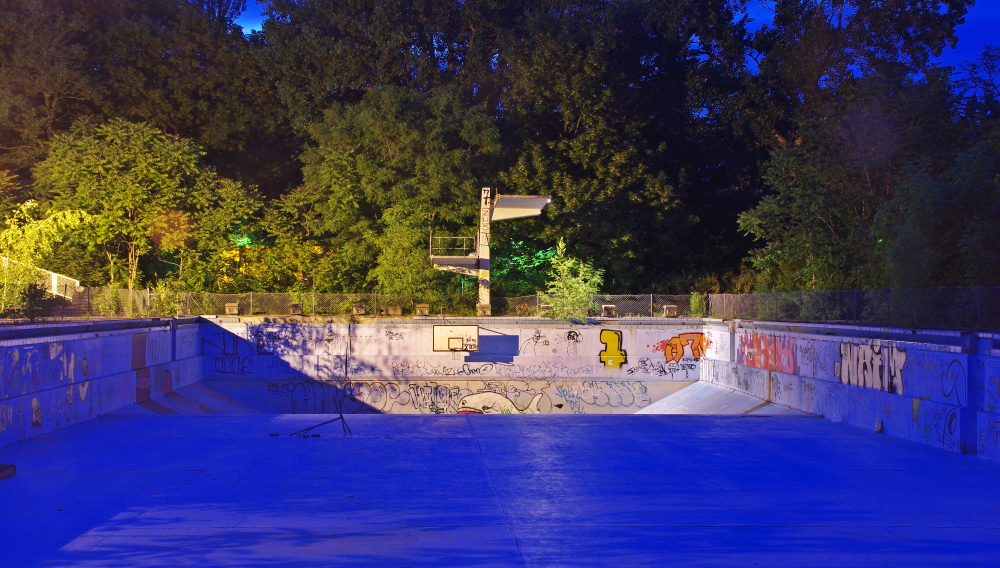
[737,331,796,374]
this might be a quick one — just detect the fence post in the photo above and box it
[977,286,982,329]
[853,289,858,322]
[649,294,653,318]
[250,291,254,316]
[887,289,892,327]
[774,291,778,321]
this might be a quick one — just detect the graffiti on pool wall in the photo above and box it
[654,333,709,364]
[495,361,600,379]
[599,330,627,368]
[457,392,543,414]
[0,344,77,401]
[203,335,255,376]
[836,343,906,395]
[391,361,494,377]
[978,358,1000,413]
[626,357,697,379]
[266,378,661,415]
[738,331,796,374]
[520,329,550,356]
[30,396,41,427]
[554,381,648,413]
[0,401,12,434]
[555,330,584,356]
[269,379,551,414]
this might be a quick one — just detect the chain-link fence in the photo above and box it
[56,289,699,319]
[29,286,1000,330]
[707,287,1000,330]
[60,288,480,318]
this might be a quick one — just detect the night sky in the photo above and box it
[236,1,999,69]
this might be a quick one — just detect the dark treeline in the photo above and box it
[1,0,997,301]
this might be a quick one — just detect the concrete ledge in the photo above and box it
[0,463,15,480]
[235,316,352,324]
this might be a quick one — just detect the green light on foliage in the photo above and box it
[230,232,255,247]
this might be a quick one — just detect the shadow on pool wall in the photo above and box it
[197,320,699,415]
[2,316,1000,463]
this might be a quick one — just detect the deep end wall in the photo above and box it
[198,319,704,415]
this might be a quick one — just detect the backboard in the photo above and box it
[432,325,480,352]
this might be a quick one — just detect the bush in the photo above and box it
[546,239,603,321]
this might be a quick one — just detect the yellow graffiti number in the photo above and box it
[599,330,628,368]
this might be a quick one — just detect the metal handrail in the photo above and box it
[1,257,78,299]
[430,236,477,257]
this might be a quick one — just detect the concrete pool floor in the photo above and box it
[2,412,1000,567]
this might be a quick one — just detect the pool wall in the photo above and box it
[700,320,1000,460]
[2,316,999,463]
[199,319,699,415]
[0,319,202,446]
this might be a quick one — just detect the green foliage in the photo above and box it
[18,283,47,321]
[497,0,751,291]
[0,201,89,310]
[34,119,260,291]
[878,146,1000,289]
[689,292,706,317]
[737,73,964,291]
[546,239,604,321]
[0,1,101,169]
[0,0,988,299]
[273,86,500,295]
[491,240,556,296]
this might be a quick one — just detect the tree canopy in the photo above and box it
[0,0,993,298]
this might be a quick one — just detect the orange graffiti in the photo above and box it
[654,333,710,364]
[737,331,795,374]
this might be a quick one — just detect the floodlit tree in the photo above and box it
[34,119,260,291]
[0,201,89,311]
[546,239,603,321]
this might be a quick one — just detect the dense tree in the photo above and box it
[0,0,988,300]
[734,0,975,291]
[496,0,756,291]
[878,145,1000,289]
[189,0,247,25]
[738,72,965,290]
[34,120,260,291]
[261,86,499,295]
[259,0,517,130]
[0,0,101,169]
